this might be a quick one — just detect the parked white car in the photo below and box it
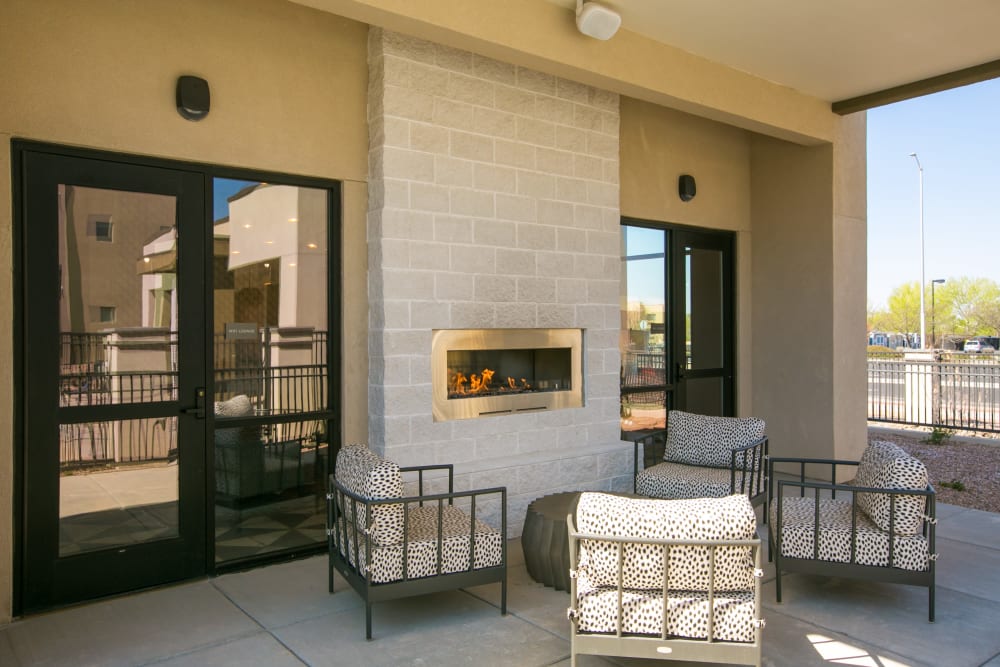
[964,339,995,353]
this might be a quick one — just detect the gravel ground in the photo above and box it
[869,425,1000,514]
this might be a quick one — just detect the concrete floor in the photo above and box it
[2,501,999,666]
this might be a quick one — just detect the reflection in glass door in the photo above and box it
[619,221,734,433]
[211,178,332,564]
[620,225,669,434]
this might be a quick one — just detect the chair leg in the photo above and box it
[775,568,782,603]
[929,586,935,622]
[365,602,373,640]
[501,577,507,615]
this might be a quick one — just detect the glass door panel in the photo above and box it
[620,225,668,433]
[673,230,733,416]
[59,418,179,556]
[211,178,330,564]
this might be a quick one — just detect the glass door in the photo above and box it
[671,229,734,416]
[619,221,735,435]
[18,146,208,612]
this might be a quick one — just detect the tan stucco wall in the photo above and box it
[0,0,371,623]
[619,98,755,415]
[748,115,867,463]
[749,138,837,459]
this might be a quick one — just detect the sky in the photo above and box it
[867,78,1000,309]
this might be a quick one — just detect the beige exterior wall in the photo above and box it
[619,99,755,414]
[0,0,371,623]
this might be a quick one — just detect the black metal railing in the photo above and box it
[58,328,329,467]
[868,357,1000,432]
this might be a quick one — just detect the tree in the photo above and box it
[882,282,921,334]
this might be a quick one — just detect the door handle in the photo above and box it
[676,363,686,379]
[182,387,207,419]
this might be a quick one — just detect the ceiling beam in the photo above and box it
[833,58,1000,115]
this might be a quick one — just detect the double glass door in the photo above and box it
[16,143,338,613]
[620,221,734,435]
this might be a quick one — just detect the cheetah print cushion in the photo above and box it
[334,443,405,546]
[575,493,757,591]
[337,504,504,583]
[574,586,756,642]
[213,394,259,446]
[770,497,930,571]
[855,441,929,536]
[665,410,765,469]
[635,461,735,499]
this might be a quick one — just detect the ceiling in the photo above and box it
[550,0,1000,108]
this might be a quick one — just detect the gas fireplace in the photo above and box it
[431,328,583,421]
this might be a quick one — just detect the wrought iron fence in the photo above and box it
[58,328,329,467]
[868,356,1000,433]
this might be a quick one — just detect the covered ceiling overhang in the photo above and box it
[295,0,1000,128]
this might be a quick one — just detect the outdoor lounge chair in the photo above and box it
[327,443,507,639]
[567,492,765,667]
[769,440,937,621]
[633,410,768,508]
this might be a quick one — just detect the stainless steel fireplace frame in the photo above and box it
[431,328,584,422]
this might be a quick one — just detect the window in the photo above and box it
[87,215,113,242]
[98,306,116,323]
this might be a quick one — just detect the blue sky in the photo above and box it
[867,78,1000,308]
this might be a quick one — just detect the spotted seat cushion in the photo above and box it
[337,504,504,584]
[575,586,756,642]
[635,461,736,499]
[334,444,404,546]
[665,410,765,469]
[770,497,930,571]
[855,441,929,535]
[575,493,757,591]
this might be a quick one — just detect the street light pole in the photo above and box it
[931,278,945,349]
[910,153,926,349]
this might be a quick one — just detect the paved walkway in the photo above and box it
[2,501,999,666]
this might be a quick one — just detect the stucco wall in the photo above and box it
[619,98,755,415]
[0,0,371,623]
[750,137,837,459]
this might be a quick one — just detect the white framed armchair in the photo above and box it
[567,492,765,666]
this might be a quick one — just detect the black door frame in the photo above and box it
[620,217,736,417]
[670,227,735,416]
[12,140,343,615]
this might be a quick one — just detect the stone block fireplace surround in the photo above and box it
[366,29,631,535]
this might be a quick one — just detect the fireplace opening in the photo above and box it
[447,347,571,399]
[432,328,583,421]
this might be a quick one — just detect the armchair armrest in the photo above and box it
[630,429,667,492]
[399,463,455,502]
[768,456,861,504]
[730,435,768,497]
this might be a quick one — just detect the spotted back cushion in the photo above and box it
[665,410,765,469]
[334,443,404,546]
[575,492,757,592]
[855,441,929,536]
[213,394,259,446]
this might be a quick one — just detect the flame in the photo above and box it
[449,367,535,396]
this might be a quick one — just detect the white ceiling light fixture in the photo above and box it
[576,0,621,40]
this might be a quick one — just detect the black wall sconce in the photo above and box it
[678,174,696,202]
[176,75,210,121]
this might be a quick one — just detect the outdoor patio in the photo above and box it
[1,500,998,667]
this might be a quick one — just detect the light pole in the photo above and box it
[909,153,926,349]
[931,278,945,349]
